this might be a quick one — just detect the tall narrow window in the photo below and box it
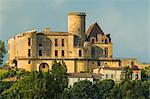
[55,39,58,46]
[106,74,108,78]
[74,36,79,46]
[131,61,134,65]
[28,49,31,57]
[55,50,58,57]
[97,60,101,66]
[28,38,31,46]
[105,39,108,44]
[62,39,64,46]
[62,50,64,57]
[79,50,82,57]
[91,47,95,58]
[39,50,42,56]
[104,48,108,58]
[111,74,113,78]
[28,60,30,64]
[91,39,95,44]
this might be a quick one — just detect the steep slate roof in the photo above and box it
[86,22,104,39]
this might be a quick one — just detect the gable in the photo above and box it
[86,22,104,40]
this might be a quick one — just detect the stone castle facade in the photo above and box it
[8,12,149,80]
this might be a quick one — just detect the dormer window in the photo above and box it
[105,39,108,44]
[102,39,104,43]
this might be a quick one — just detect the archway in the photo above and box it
[39,63,49,72]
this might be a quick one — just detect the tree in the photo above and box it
[0,60,68,98]
[0,40,6,65]
[141,66,150,80]
[96,79,115,98]
[0,81,14,94]
[51,60,68,98]
[70,80,93,98]
[120,67,133,82]
[141,80,150,98]
[0,71,48,98]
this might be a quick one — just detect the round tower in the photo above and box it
[68,12,86,39]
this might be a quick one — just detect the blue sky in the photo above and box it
[0,0,149,63]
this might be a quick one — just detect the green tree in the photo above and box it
[141,66,150,80]
[0,40,6,65]
[70,80,93,98]
[0,72,45,98]
[96,79,115,98]
[0,60,68,98]
[120,67,133,82]
[141,80,150,98]
[0,81,14,94]
[51,60,68,98]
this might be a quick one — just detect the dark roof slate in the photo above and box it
[86,22,104,39]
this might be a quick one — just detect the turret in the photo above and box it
[68,12,86,40]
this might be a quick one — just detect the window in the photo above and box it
[28,49,31,57]
[91,39,95,44]
[74,36,79,46]
[104,48,108,58]
[42,64,45,68]
[119,61,121,66]
[28,60,30,64]
[79,50,82,57]
[111,74,113,78]
[62,50,64,57]
[91,47,95,58]
[39,50,42,56]
[62,39,64,46]
[55,50,58,57]
[78,28,80,32]
[102,39,104,43]
[55,39,58,46]
[105,39,108,44]
[28,38,31,46]
[131,61,134,65]
[97,60,101,66]
[135,74,139,79]
[106,74,108,78]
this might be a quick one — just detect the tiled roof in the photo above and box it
[103,67,123,70]
[131,65,140,70]
[68,73,103,78]
[37,31,74,36]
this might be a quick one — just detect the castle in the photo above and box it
[8,12,149,81]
